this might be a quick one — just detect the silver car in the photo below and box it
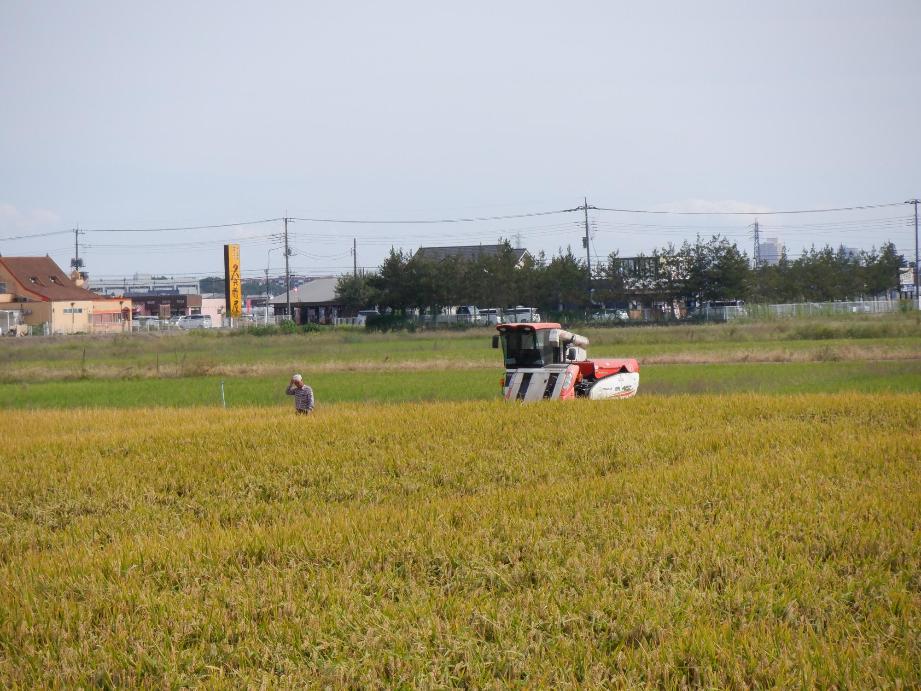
[176,314,213,329]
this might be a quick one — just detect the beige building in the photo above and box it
[0,256,131,335]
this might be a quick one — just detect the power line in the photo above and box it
[592,202,904,216]
[0,229,72,242]
[80,218,283,232]
[84,232,283,251]
[3,201,908,243]
[759,214,912,229]
[289,208,581,224]
[590,215,911,230]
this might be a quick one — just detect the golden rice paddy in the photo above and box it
[1,394,919,687]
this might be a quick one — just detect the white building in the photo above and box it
[758,238,784,266]
[91,274,199,297]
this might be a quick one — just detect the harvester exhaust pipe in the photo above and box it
[556,329,589,348]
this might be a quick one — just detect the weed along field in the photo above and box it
[1,317,920,685]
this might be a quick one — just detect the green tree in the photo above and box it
[592,251,627,307]
[864,242,905,296]
[409,255,462,320]
[708,238,751,301]
[536,248,588,312]
[473,241,524,308]
[335,273,378,312]
[198,276,225,294]
[652,244,687,306]
[368,249,413,313]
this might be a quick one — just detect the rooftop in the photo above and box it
[0,256,116,302]
[270,276,340,305]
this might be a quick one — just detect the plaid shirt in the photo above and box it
[286,383,314,412]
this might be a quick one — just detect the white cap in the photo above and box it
[292,374,303,382]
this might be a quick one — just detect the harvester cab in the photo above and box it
[493,322,639,401]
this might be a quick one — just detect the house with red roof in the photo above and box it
[0,256,132,334]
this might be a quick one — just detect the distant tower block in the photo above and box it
[758,237,784,266]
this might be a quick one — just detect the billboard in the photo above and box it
[223,244,243,318]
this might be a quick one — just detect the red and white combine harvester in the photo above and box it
[492,322,639,401]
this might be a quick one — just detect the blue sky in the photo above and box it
[1,1,919,279]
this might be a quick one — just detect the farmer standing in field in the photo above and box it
[286,373,314,414]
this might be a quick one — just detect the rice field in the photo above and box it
[2,312,920,385]
[2,360,921,409]
[1,395,919,687]
[2,316,920,686]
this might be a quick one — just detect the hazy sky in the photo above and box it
[1,1,919,279]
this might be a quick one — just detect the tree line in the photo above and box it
[335,237,907,316]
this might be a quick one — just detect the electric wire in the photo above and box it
[14,199,917,283]
[289,208,581,224]
[80,218,283,233]
[0,229,73,242]
[592,202,905,216]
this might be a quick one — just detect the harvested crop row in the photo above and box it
[4,342,921,384]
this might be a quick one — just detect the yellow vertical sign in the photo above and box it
[224,244,243,318]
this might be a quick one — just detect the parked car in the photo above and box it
[503,306,541,323]
[176,314,213,329]
[131,315,162,331]
[455,305,481,323]
[592,309,629,323]
[479,308,502,325]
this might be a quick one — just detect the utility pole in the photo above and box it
[284,216,292,320]
[70,227,84,278]
[752,219,761,268]
[582,197,593,304]
[353,237,358,276]
[908,199,920,307]
[264,268,270,325]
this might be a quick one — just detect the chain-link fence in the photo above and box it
[698,299,908,322]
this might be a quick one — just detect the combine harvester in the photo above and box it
[493,321,639,401]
